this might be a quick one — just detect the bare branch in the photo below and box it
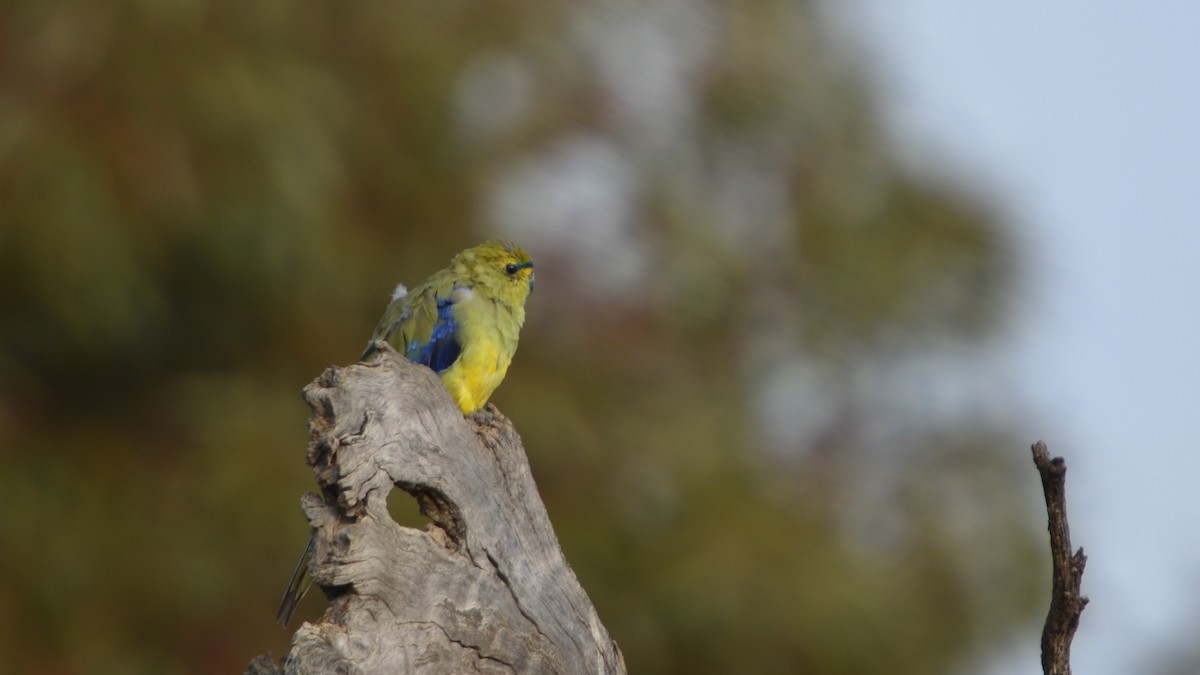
[1031,440,1088,675]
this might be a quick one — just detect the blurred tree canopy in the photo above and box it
[0,0,1044,673]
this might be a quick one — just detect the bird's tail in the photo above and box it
[360,338,389,362]
[276,534,315,627]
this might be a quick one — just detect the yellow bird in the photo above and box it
[363,240,535,413]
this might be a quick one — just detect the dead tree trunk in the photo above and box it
[250,346,626,675]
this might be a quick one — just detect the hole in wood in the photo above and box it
[393,481,467,550]
[387,485,434,530]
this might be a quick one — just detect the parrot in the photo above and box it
[275,240,535,627]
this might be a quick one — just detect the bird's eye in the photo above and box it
[505,263,518,275]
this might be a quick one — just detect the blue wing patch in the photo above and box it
[406,297,462,373]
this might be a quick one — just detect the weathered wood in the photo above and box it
[1031,441,1088,675]
[253,345,625,675]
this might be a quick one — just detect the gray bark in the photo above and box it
[252,346,626,675]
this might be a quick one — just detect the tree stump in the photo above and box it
[251,346,626,675]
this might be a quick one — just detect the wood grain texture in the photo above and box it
[253,345,625,675]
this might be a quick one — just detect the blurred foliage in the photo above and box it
[0,0,1045,673]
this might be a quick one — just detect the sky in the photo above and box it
[834,1,1200,673]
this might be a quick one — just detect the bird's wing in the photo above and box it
[364,278,464,373]
[405,291,462,372]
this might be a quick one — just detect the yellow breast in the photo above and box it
[439,334,513,413]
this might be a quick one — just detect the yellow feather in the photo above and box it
[369,240,533,414]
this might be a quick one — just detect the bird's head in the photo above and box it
[454,240,535,306]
